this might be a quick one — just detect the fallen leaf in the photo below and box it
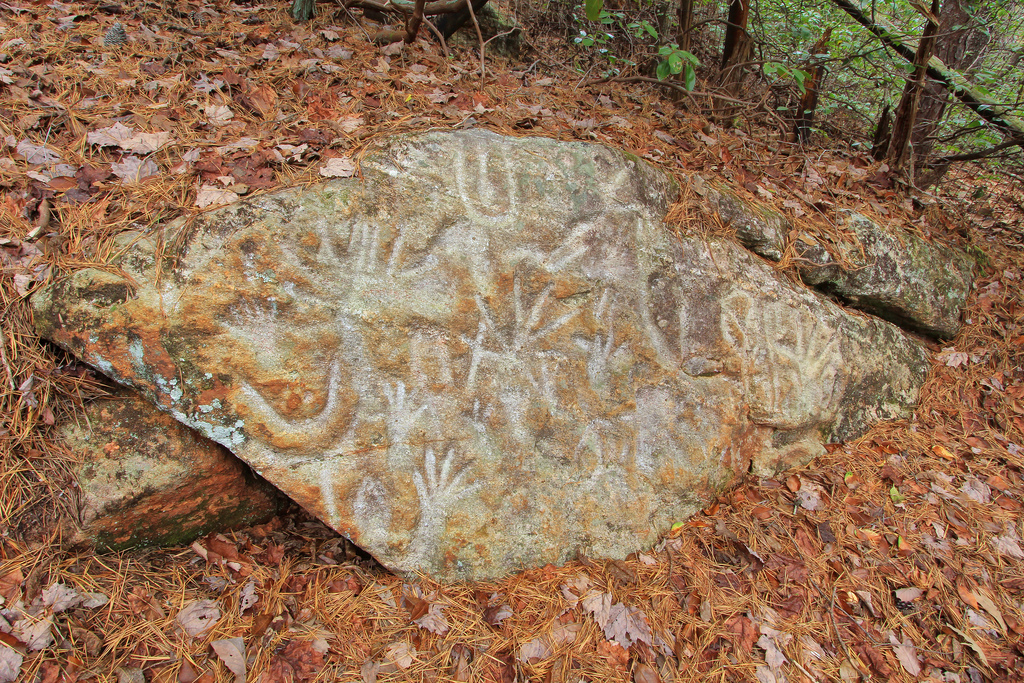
[111,156,159,184]
[360,660,379,683]
[889,485,906,504]
[265,640,325,682]
[337,115,363,133]
[991,533,1024,559]
[211,638,245,683]
[726,615,758,653]
[957,583,979,610]
[239,581,258,614]
[894,587,923,602]
[413,603,450,635]
[384,641,415,669]
[838,659,860,682]
[41,582,83,613]
[177,600,221,638]
[974,589,1006,632]
[959,477,991,504]
[796,482,826,510]
[581,591,653,649]
[484,603,513,626]
[206,104,234,125]
[518,638,550,663]
[889,633,921,676]
[0,644,22,683]
[633,662,660,683]
[757,633,787,670]
[320,157,356,178]
[16,140,60,164]
[426,89,455,104]
[196,184,240,208]
[13,616,53,651]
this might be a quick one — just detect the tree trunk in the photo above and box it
[887,0,941,171]
[912,0,990,183]
[677,0,695,53]
[793,28,833,143]
[871,105,892,160]
[721,0,751,71]
[291,0,315,21]
[433,0,489,39]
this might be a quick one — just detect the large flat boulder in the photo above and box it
[60,388,281,550]
[34,131,929,580]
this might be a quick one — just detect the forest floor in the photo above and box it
[2,1,1024,681]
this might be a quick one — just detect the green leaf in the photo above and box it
[671,521,685,532]
[792,69,807,95]
[656,60,671,81]
[889,485,906,504]
[585,0,604,22]
[684,63,696,91]
[668,52,683,74]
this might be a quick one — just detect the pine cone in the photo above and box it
[104,22,127,46]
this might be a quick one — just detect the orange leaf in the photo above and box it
[957,583,979,610]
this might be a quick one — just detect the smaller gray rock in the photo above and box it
[796,211,974,339]
[61,388,282,550]
[701,180,788,262]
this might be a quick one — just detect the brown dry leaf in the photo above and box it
[726,615,758,653]
[238,581,258,615]
[111,156,159,184]
[383,641,416,669]
[957,583,980,610]
[413,603,450,635]
[853,642,892,677]
[264,640,325,682]
[974,589,1007,632]
[177,600,221,638]
[320,157,356,178]
[0,570,23,603]
[211,638,245,683]
[581,591,653,649]
[633,662,660,683]
[483,603,513,626]
[196,184,240,209]
[0,644,22,683]
[889,633,921,677]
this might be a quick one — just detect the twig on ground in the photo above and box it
[465,0,485,81]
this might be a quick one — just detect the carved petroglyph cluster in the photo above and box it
[34,131,930,579]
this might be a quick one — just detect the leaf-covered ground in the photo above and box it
[1,1,1023,681]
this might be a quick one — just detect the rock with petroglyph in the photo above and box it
[34,131,929,580]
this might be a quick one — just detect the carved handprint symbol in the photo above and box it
[405,447,481,565]
[721,292,843,427]
[382,380,428,446]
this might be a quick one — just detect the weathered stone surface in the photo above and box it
[696,177,788,262]
[60,388,281,550]
[34,131,929,580]
[695,184,974,339]
[795,210,974,339]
